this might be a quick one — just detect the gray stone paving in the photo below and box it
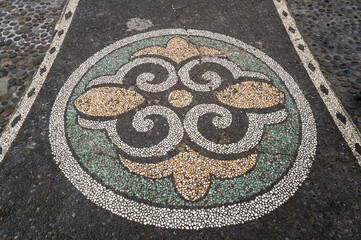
[288,0,361,129]
[0,0,65,133]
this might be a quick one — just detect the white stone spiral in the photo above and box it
[78,105,183,157]
[184,104,288,154]
[87,57,178,92]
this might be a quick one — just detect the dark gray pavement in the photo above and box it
[0,0,360,239]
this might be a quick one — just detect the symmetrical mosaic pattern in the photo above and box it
[50,29,317,229]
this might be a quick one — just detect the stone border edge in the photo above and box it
[273,0,361,166]
[0,0,81,162]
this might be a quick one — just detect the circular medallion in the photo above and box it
[49,29,317,229]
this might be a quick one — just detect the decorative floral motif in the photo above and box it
[50,30,316,229]
[74,37,288,201]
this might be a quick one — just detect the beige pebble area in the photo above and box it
[217,81,285,109]
[121,146,257,201]
[168,89,193,108]
[74,86,144,116]
[132,37,222,63]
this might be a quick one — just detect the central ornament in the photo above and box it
[50,29,316,229]
[73,37,286,201]
[168,90,193,108]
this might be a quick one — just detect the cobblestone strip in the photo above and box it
[274,0,361,166]
[0,0,79,162]
[0,0,66,132]
[287,0,361,130]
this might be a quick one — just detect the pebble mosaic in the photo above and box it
[49,29,317,229]
[0,0,358,232]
